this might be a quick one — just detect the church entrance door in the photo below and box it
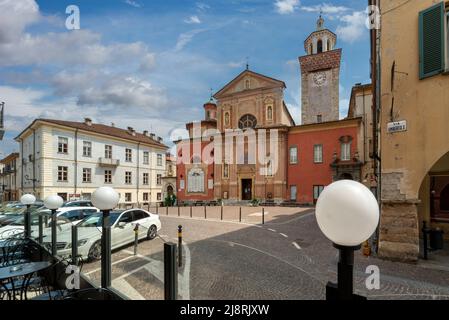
[241,179,253,200]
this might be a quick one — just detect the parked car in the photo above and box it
[62,200,94,208]
[50,208,161,261]
[0,203,46,226]
[0,207,100,240]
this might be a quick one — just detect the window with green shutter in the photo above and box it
[419,2,446,79]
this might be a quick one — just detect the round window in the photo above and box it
[238,114,257,129]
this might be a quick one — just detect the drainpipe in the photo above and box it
[74,129,78,195]
[33,129,36,193]
[20,138,24,195]
[137,143,140,207]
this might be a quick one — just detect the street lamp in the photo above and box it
[44,195,64,256]
[20,194,36,238]
[92,186,119,288]
[316,180,379,300]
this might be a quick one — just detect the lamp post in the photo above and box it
[44,195,64,256]
[92,187,119,288]
[20,194,36,238]
[315,180,379,301]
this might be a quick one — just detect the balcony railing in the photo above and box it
[98,157,120,167]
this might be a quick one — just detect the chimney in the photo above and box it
[127,127,136,136]
[84,118,92,126]
[150,133,155,140]
[157,136,163,143]
[143,130,149,136]
[111,122,115,127]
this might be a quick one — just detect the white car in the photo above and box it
[51,208,161,261]
[0,207,100,240]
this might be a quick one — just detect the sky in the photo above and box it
[0,0,371,157]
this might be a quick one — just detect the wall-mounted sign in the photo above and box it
[387,120,407,133]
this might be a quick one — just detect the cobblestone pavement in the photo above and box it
[81,207,449,300]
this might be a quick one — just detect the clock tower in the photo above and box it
[299,15,341,125]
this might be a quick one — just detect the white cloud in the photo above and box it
[300,3,349,14]
[275,0,300,15]
[227,61,245,68]
[175,29,204,52]
[336,11,367,43]
[184,15,201,24]
[124,0,142,8]
[196,2,210,12]
[0,0,40,44]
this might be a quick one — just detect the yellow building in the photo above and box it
[375,0,449,261]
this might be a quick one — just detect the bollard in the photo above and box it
[178,205,180,217]
[221,205,223,221]
[164,242,178,300]
[38,215,43,244]
[422,221,429,260]
[71,225,78,266]
[156,203,159,215]
[178,225,183,268]
[148,203,150,212]
[190,206,192,218]
[239,207,242,223]
[262,207,265,225]
[204,206,207,219]
[51,209,57,257]
[134,224,139,256]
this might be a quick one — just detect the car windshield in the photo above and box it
[77,211,122,228]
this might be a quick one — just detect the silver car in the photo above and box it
[48,208,161,261]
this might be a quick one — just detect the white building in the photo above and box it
[15,118,168,205]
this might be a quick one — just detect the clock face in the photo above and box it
[313,72,327,86]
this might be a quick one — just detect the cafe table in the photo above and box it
[0,261,52,300]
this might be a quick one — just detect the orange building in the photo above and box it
[287,118,363,205]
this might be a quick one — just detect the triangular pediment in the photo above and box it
[214,70,286,99]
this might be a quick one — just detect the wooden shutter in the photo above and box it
[419,2,445,79]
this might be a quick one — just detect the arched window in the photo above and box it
[206,110,210,120]
[187,168,205,193]
[317,39,323,53]
[327,39,331,51]
[238,114,257,129]
[267,106,273,121]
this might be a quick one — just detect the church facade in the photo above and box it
[174,17,374,205]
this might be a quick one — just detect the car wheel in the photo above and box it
[147,225,157,240]
[88,240,102,261]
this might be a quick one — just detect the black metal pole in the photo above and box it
[326,244,363,301]
[156,203,159,215]
[221,205,223,221]
[190,206,192,218]
[71,225,78,266]
[51,209,57,256]
[101,209,112,288]
[178,205,180,217]
[239,207,242,223]
[38,215,43,244]
[164,242,178,300]
[25,204,31,239]
[166,205,168,216]
[134,224,139,256]
[204,205,206,219]
[178,225,183,268]
[262,207,265,225]
[422,221,428,260]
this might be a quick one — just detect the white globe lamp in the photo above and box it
[44,195,64,210]
[20,194,36,206]
[92,187,119,211]
[316,180,379,247]
[316,180,379,301]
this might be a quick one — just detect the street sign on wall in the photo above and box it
[387,120,407,133]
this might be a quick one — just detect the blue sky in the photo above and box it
[0,0,371,156]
